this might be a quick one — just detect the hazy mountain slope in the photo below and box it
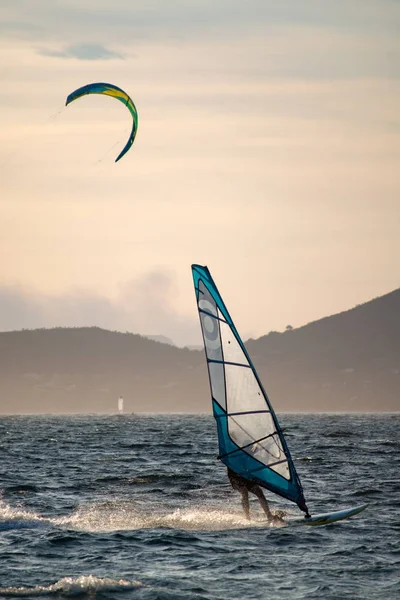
[0,288,399,413]
[0,328,205,413]
[247,288,400,411]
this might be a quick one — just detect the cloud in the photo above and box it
[38,43,123,61]
[0,269,202,347]
[2,0,400,53]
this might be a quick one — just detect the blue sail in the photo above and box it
[192,264,308,513]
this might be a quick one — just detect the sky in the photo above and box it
[1,0,399,346]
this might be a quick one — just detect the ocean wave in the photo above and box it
[0,575,142,597]
[325,431,354,438]
[0,497,50,530]
[3,484,40,494]
[353,488,382,497]
[373,439,400,448]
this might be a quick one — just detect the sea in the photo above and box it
[0,413,399,600]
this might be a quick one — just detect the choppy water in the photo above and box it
[0,413,399,599]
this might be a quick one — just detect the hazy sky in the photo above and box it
[1,0,399,346]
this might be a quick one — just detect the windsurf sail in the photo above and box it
[192,264,309,514]
[118,396,124,414]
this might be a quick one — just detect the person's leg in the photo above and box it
[240,489,250,520]
[253,487,273,520]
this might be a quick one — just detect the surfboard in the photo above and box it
[286,503,368,527]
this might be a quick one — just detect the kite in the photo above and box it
[65,82,138,162]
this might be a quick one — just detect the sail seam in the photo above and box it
[198,308,228,324]
[215,409,271,418]
[208,359,250,368]
[252,458,288,470]
[218,431,280,459]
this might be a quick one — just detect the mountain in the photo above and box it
[0,328,204,414]
[0,288,399,413]
[247,288,400,412]
[143,335,175,346]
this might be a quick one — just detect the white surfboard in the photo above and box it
[286,503,368,527]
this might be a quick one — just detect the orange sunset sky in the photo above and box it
[1,0,399,346]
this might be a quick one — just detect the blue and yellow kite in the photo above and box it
[66,82,138,162]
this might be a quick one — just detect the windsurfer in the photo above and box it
[227,467,283,523]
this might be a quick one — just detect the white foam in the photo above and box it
[0,575,142,597]
[0,498,49,530]
[55,500,284,532]
[1,494,286,534]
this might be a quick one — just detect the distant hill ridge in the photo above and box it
[0,287,399,413]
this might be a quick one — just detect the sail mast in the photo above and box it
[192,264,309,515]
